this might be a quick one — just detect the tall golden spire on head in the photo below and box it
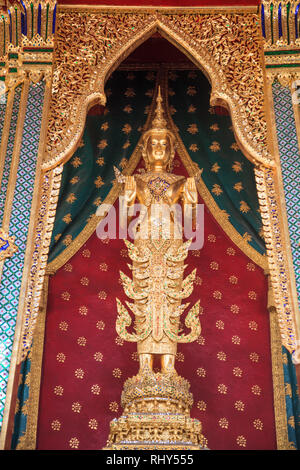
[151,86,167,131]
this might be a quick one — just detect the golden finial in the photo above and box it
[151,86,167,130]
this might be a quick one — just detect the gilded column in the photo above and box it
[261,0,300,359]
[0,0,56,448]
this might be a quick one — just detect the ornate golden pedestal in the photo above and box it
[103,370,208,450]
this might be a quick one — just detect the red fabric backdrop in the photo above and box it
[37,156,276,450]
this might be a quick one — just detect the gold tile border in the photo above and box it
[58,5,259,15]
[0,81,29,232]
[270,308,290,450]
[18,268,288,450]
[292,94,300,155]
[0,79,51,449]
[0,81,28,285]
[0,87,15,191]
[262,76,300,350]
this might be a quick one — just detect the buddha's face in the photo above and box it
[146,132,171,169]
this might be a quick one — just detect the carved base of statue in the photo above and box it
[103,368,208,450]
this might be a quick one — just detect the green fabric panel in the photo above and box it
[264,50,300,55]
[10,353,31,449]
[49,70,157,262]
[282,346,300,449]
[168,70,265,255]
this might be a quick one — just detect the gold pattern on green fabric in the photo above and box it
[167,69,265,256]
[48,70,158,264]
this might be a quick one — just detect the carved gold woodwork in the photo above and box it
[262,1,300,85]
[104,371,208,450]
[0,3,298,451]
[28,6,299,356]
[0,228,18,262]
[44,9,272,170]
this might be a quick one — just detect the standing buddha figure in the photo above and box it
[116,86,201,376]
[105,87,207,450]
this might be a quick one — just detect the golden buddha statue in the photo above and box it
[116,87,201,375]
[104,87,207,450]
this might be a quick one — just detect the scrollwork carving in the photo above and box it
[45,11,156,168]
[44,9,273,169]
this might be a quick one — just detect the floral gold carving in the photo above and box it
[0,228,18,261]
[44,10,272,169]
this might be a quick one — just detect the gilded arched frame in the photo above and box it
[19,6,299,365]
[43,8,273,170]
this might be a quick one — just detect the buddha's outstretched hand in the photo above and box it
[124,176,137,205]
[184,177,197,205]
